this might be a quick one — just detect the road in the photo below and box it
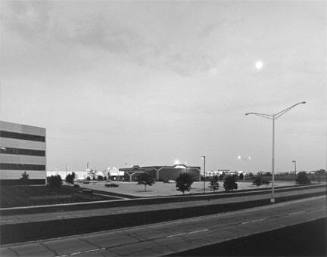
[1,196,326,257]
[1,185,325,225]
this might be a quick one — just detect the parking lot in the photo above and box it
[77,180,295,197]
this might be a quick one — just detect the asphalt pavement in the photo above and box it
[1,196,326,257]
[0,186,325,225]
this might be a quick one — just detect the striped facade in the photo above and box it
[0,121,46,185]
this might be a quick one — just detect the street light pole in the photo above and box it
[201,155,206,193]
[272,116,275,203]
[245,101,306,203]
[292,160,297,175]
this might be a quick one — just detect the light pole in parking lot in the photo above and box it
[292,160,297,176]
[201,155,206,193]
[245,101,306,203]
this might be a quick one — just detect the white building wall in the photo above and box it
[0,120,46,184]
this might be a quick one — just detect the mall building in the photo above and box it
[120,164,201,182]
[0,120,46,185]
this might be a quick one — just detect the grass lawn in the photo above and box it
[79,180,296,197]
[0,185,116,208]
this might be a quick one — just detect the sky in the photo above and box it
[1,0,326,173]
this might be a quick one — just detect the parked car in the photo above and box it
[105,183,119,188]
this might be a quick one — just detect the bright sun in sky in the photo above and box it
[255,60,264,70]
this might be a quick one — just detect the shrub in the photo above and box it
[176,173,194,195]
[20,171,29,184]
[223,175,238,192]
[47,175,62,189]
[97,175,104,181]
[253,175,270,186]
[65,172,75,184]
[296,172,311,185]
[209,175,219,192]
[137,173,155,192]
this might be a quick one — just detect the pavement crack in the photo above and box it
[40,242,59,256]
[7,248,19,257]
[78,237,102,248]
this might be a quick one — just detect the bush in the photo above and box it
[209,175,219,192]
[223,175,238,192]
[20,171,29,184]
[176,173,194,195]
[97,175,104,181]
[47,175,62,189]
[137,173,155,192]
[65,172,75,184]
[252,175,270,186]
[296,172,311,185]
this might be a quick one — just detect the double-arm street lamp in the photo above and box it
[245,101,306,203]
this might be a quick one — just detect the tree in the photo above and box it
[219,172,225,181]
[314,169,326,176]
[176,173,194,195]
[239,173,244,180]
[137,172,155,192]
[296,172,311,185]
[20,171,29,184]
[252,175,270,186]
[313,169,327,183]
[47,175,62,189]
[209,175,219,192]
[65,172,75,184]
[223,175,238,192]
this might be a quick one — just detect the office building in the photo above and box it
[0,120,46,185]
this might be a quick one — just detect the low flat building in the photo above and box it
[0,120,46,185]
[120,164,201,182]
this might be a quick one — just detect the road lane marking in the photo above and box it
[241,218,266,225]
[167,228,209,238]
[167,233,187,238]
[188,229,209,234]
[288,211,306,216]
[55,247,106,257]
